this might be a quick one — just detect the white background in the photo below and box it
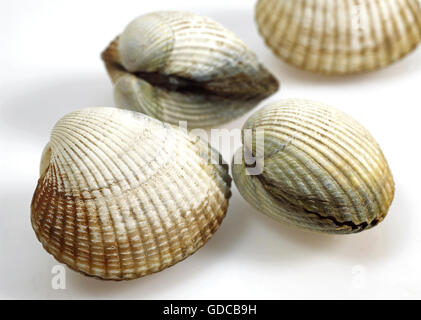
[1,0,421,299]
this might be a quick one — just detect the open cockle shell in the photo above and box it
[102,11,279,128]
[31,107,231,280]
[256,0,421,74]
[232,99,394,234]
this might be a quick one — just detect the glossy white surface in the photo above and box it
[1,0,420,299]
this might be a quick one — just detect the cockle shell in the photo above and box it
[102,11,279,128]
[232,99,394,234]
[256,0,421,74]
[31,107,231,280]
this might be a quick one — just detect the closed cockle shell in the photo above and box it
[31,107,231,280]
[255,0,421,74]
[232,99,394,234]
[102,11,279,128]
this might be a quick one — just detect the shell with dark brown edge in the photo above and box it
[31,107,232,280]
[102,11,279,128]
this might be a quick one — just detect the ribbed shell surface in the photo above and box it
[232,99,394,234]
[255,0,421,74]
[31,107,231,280]
[102,11,278,128]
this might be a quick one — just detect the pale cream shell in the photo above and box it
[256,0,421,74]
[232,99,394,234]
[31,107,231,280]
[102,11,279,128]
